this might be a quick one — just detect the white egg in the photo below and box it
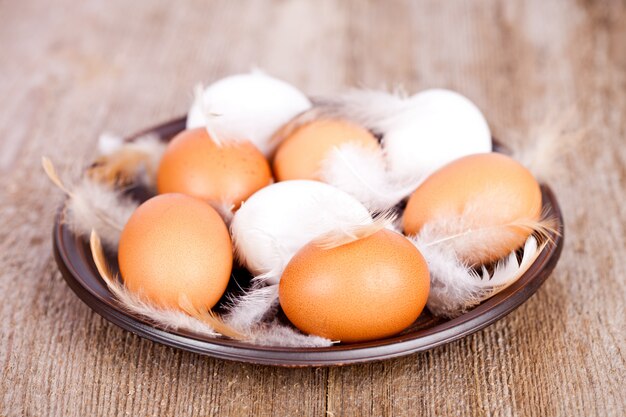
[187,71,311,156]
[230,180,372,285]
[383,89,492,178]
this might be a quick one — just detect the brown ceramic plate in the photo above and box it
[52,117,564,367]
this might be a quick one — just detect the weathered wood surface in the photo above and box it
[1,1,625,416]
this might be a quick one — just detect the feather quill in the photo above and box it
[191,83,228,146]
[415,207,557,267]
[92,231,331,346]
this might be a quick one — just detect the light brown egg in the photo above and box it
[273,119,379,181]
[279,229,430,343]
[157,128,272,208]
[403,152,543,265]
[118,193,232,310]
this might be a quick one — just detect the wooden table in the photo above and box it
[1,1,624,415]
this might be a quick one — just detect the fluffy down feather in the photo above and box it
[311,89,411,134]
[412,202,556,267]
[43,157,138,249]
[509,110,585,182]
[66,179,138,248]
[90,231,227,337]
[414,235,546,317]
[248,321,334,347]
[319,143,422,211]
[91,231,332,346]
[224,283,280,330]
[90,133,166,188]
[311,210,396,250]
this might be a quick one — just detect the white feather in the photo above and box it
[102,274,333,346]
[411,200,556,268]
[312,89,411,134]
[45,135,166,249]
[311,210,397,250]
[224,284,279,330]
[65,178,138,248]
[97,132,125,155]
[413,235,545,318]
[249,321,334,347]
[101,270,222,337]
[320,143,422,211]
[42,158,138,250]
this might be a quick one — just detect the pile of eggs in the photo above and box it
[116,72,543,343]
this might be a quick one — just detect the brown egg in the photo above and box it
[157,128,272,208]
[403,152,542,265]
[118,193,232,310]
[279,229,430,343]
[273,119,379,181]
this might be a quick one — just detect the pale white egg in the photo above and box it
[383,89,492,178]
[230,180,372,285]
[187,71,311,156]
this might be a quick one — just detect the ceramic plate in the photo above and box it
[52,117,564,367]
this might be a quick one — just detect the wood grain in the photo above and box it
[0,0,624,416]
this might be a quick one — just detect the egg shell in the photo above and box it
[403,152,542,265]
[279,229,430,343]
[273,119,380,181]
[230,180,372,285]
[118,193,233,310]
[157,128,272,208]
[383,89,492,177]
[186,72,311,156]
